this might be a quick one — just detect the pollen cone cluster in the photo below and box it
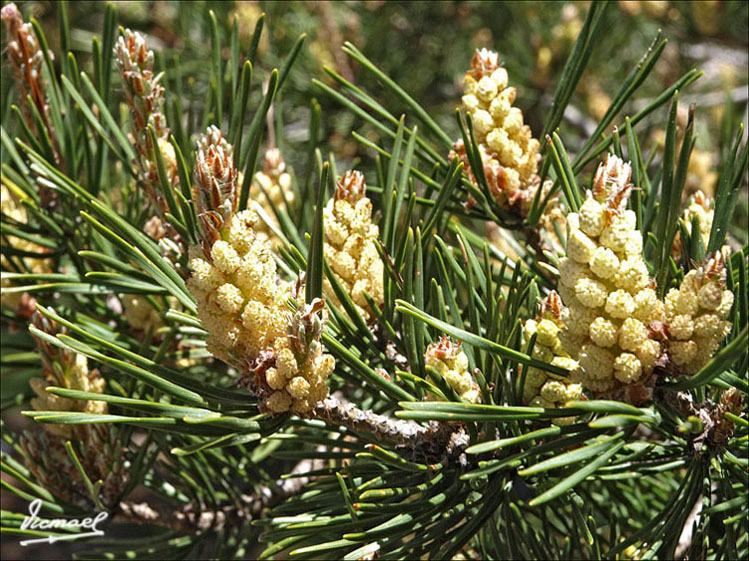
[115,29,178,218]
[122,293,164,332]
[28,313,107,439]
[1,183,51,314]
[664,252,733,375]
[250,148,295,247]
[522,292,583,424]
[323,170,384,324]
[22,312,126,508]
[425,336,480,403]
[187,127,334,414]
[557,155,663,403]
[451,48,544,216]
[674,189,714,256]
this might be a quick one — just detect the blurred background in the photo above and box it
[2,1,744,218]
[21,1,749,176]
[2,1,748,558]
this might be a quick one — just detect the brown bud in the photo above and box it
[426,336,460,361]
[540,291,563,320]
[194,126,238,243]
[335,170,367,203]
[467,48,499,80]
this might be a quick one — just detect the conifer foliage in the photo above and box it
[1,2,747,559]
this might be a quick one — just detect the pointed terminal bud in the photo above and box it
[540,290,564,320]
[194,126,238,246]
[467,48,500,80]
[288,298,326,358]
[426,335,461,362]
[592,154,632,214]
[115,29,155,85]
[334,170,367,203]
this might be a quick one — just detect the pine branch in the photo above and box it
[315,395,469,462]
[1,2,747,559]
[117,464,319,534]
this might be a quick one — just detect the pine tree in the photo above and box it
[1,2,747,559]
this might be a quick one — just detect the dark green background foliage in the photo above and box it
[16,1,749,161]
[17,0,745,234]
[1,1,748,560]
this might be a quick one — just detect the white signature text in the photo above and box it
[20,498,108,546]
